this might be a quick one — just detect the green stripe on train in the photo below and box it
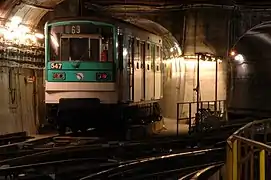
[47,70,113,82]
[47,61,113,70]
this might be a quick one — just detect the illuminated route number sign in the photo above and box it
[71,25,80,34]
[51,63,62,69]
[63,24,100,34]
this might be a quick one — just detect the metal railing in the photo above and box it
[226,118,271,180]
[176,100,226,135]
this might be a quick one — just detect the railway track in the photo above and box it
[0,119,248,164]
[0,147,225,180]
[0,118,250,179]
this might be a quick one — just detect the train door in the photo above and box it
[133,39,142,102]
[128,37,134,102]
[155,45,162,99]
[140,42,145,100]
[151,44,155,100]
[145,42,152,101]
[117,34,124,102]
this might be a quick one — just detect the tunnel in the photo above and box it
[229,21,271,118]
[0,0,227,135]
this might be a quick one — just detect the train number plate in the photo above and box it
[51,63,63,69]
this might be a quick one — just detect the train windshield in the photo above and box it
[49,24,114,62]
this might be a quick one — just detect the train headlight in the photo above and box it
[96,72,109,80]
[53,72,65,80]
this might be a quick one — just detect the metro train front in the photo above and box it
[44,19,117,134]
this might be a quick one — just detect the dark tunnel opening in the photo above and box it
[229,21,271,118]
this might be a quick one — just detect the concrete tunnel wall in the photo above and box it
[161,56,227,121]
[0,63,44,135]
[0,1,228,135]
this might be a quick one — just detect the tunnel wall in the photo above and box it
[0,63,44,135]
[160,57,227,120]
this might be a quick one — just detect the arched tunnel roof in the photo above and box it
[123,18,182,57]
[233,21,271,60]
[0,0,63,27]
[0,0,182,58]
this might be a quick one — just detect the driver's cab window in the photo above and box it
[101,37,113,62]
[60,35,101,62]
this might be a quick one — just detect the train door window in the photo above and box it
[117,35,123,69]
[134,39,140,70]
[101,33,114,62]
[156,45,160,72]
[146,43,150,70]
[60,38,70,60]
[140,42,145,69]
[128,37,134,101]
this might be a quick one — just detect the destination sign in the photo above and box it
[50,23,112,35]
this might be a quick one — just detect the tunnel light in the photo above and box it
[4,31,15,40]
[35,33,44,39]
[0,27,7,35]
[234,54,244,63]
[19,25,30,33]
[230,51,236,56]
[29,34,37,43]
[170,47,174,52]
[10,16,22,26]
[116,42,118,48]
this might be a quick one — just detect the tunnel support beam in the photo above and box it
[195,53,200,132]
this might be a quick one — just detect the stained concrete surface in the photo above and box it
[160,57,227,121]
[0,65,44,135]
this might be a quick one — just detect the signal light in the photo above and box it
[96,72,109,80]
[230,51,236,56]
[53,72,65,80]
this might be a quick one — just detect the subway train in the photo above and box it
[44,16,163,135]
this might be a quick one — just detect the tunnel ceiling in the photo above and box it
[1,0,271,58]
[1,0,271,28]
[233,22,271,60]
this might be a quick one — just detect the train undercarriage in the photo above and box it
[46,98,163,136]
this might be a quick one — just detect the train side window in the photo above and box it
[147,43,150,50]
[136,40,139,47]
[137,62,139,69]
[156,65,159,71]
[140,42,145,69]
[147,64,150,70]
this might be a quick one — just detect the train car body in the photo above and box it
[44,16,163,134]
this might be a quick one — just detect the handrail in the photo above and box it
[232,135,271,151]
[176,100,226,135]
[231,118,271,136]
[226,118,271,180]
